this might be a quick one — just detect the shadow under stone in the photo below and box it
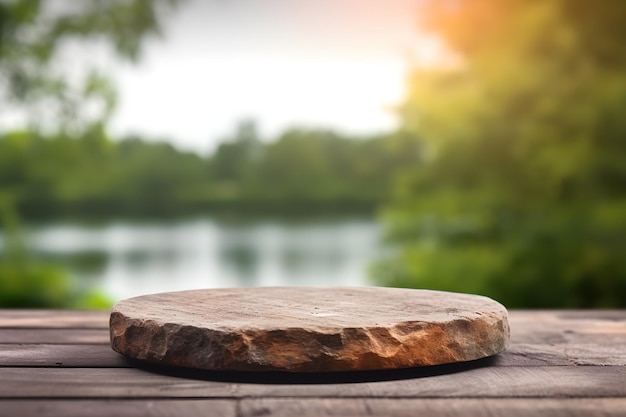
[124,355,497,384]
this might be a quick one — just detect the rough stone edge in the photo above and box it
[110,307,510,372]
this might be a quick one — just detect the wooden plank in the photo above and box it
[563,343,626,366]
[240,398,626,417]
[0,310,626,344]
[0,329,109,344]
[512,330,626,346]
[496,342,626,366]
[1,309,624,330]
[0,310,109,329]
[2,341,623,368]
[0,311,624,366]
[554,310,626,321]
[0,366,624,399]
[1,398,624,417]
[510,310,626,322]
[0,344,128,368]
[0,400,236,417]
[495,343,572,366]
[509,310,626,345]
[1,310,624,340]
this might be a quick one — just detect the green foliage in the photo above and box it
[0,194,111,308]
[376,0,626,307]
[0,0,179,307]
[0,254,113,308]
[0,123,415,308]
[243,128,401,205]
[0,0,179,132]
[0,124,415,219]
[0,261,70,308]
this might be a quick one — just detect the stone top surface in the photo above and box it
[112,287,504,330]
[110,287,509,372]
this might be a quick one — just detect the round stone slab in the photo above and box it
[110,287,509,372]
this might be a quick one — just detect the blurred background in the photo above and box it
[1,0,625,309]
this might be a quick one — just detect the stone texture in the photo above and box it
[110,287,509,372]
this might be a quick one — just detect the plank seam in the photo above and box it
[1,395,625,401]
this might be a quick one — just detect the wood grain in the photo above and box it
[495,342,626,366]
[0,310,109,329]
[0,400,236,417]
[0,344,128,368]
[509,310,626,344]
[0,310,624,417]
[239,398,626,417]
[1,399,624,417]
[0,329,109,344]
[1,366,624,399]
[2,341,624,368]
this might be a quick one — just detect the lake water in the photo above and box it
[16,217,385,303]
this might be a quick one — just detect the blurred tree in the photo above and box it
[211,120,263,198]
[111,136,209,215]
[376,0,626,307]
[0,0,179,133]
[253,129,336,202]
[0,125,414,219]
[241,128,417,211]
[0,0,180,308]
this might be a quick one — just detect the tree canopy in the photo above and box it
[376,0,626,307]
[0,0,178,132]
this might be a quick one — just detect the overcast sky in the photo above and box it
[105,0,439,153]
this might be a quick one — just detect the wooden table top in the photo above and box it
[0,309,625,416]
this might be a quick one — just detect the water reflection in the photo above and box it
[15,217,383,302]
